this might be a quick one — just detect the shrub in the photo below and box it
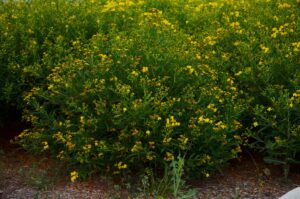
[247,86,300,178]
[2,0,299,180]
[0,0,100,109]
[16,5,244,177]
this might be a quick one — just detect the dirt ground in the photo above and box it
[1,122,300,199]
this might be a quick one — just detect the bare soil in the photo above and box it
[1,122,300,199]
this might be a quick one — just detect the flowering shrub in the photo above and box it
[17,22,244,177]
[247,86,300,177]
[0,0,298,179]
[0,0,99,107]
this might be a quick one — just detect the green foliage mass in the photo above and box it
[0,0,299,179]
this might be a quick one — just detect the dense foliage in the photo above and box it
[0,0,299,179]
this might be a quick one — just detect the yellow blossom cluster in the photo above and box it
[165,116,180,128]
[292,41,300,52]
[131,141,142,152]
[271,23,294,38]
[117,161,128,170]
[164,152,174,161]
[213,121,227,131]
[278,3,292,9]
[70,171,79,182]
[203,36,217,46]
[260,45,270,54]
[42,141,49,150]
[198,116,213,124]
[146,153,156,161]
[289,90,300,108]
[102,0,144,13]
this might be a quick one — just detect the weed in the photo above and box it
[18,164,50,190]
[17,158,66,191]
[137,155,197,199]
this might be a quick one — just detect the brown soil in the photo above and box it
[0,122,300,199]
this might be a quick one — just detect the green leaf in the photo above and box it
[263,157,286,165]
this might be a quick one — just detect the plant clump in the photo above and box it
[0,0,298,180]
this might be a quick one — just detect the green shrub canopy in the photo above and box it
[0,0,299,178]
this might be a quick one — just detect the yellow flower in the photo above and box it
[203,36,217,46]
[27,28,34,34]
[271,31,277,38]
[164,152,174,161]
[267,107,272,112]
[42,141,49,150]
[142,67,149,73]
[150,114,162,120]
[146,130,151,136]
[260,44,270,54]
[230,86,237,91]
[48,84,54,90]
[234,11,240,17]
[82,144,92,152]
[53,132,65,142]
[80,116,85,124]
[233,120,242,130]
[215,121,227,129]
[117,162,128,170]
[66,142,75,151]
[198,116,213,124]
[163,137,172,145]
[57,150,65,160]
[113,171,120,175]
[186,65,195,75]
[230,21,240,29]
[131,128,139,136]
[233,135,241,140]
[233,41,241,46]
[131,70,139,76]
[253,121,259,127]
[98,153,104,158]
[278,3,291,9]
[131,141,142,152]
[274,136,282,144]
[148,141,155,149]
[235,146,242,153]
[207,103,217,112]
[146,153,156,161]
[70,171,79,183]
[196,53,202,60]
[166,116,180,128]
[178,135,188,145]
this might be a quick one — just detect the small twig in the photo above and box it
[245,149,260,172]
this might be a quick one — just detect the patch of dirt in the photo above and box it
[0,136,112,199]
[193,153,300,198]
[1,122,300,199]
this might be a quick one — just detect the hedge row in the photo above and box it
[0,0,299,179]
